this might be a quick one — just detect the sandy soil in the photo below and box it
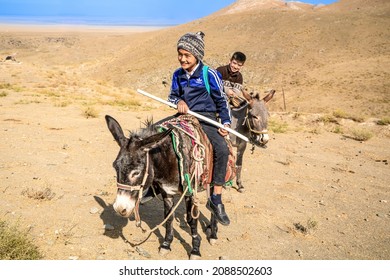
[0,22,389,260]
[1,86,389,260]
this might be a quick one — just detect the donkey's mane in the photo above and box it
[127,118,157,139]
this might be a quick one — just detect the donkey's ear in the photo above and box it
[139,128,173,151]
[242,89,252,102]
[252,92,260,100]
[105,115,127,147]
[263,89,275,103]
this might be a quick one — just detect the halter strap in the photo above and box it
[116,149,150,192]
[115,150,150,227]
[245,107,268,135]
[116,182,143,192]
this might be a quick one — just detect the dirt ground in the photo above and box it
[1,85,389,260]
[0,21,389,260]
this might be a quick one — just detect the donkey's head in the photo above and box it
[246,89,275,147]
[105,115,171,218]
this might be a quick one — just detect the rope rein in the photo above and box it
[130,185,189,246]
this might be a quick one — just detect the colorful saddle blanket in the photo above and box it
[158,115,236,193]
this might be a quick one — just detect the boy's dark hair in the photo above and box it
[231,51,246,63]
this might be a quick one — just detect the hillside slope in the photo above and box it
[92,0,389,118]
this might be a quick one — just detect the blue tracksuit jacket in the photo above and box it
[168,62,232,125]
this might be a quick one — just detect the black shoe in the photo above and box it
[206,199,230,226]
[141,186,159,204]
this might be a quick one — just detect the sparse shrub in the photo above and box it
[105,99,141,108]
[21,187,56,200]
[41,89,60,97]
[333,109,364,123]
[319,114,338,124]
[377,117,390,125]
[349,128,373,141]
[0,91,7,97]
[333,109,348,119]
[294,218,318,235]
[83,106,99,118]
[14,99,41,105]
[0,219,42,260]
[348,115,365,123]
[332,125,343,134]
[0,83,12,89]
[0,83,23,92]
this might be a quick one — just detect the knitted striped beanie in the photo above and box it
[177,31,205,61]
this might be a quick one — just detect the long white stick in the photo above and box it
[137,89,249,142]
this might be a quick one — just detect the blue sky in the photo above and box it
[0,0,338,25]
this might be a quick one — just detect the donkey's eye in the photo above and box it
[129,170,141,179]
[252,115,259,120]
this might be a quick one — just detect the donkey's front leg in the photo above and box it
[206,213,218,245]
[185,196,201,260]
[236,141,247,192]
[236,165,243,191]
[159,195,174,256]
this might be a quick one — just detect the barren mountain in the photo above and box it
[91,0,389,118]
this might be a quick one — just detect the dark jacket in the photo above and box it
[168,62,231,125]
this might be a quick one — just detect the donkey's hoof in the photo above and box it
[159,247,170,256]
[190,254,202,260]
[237,187,245,193]
[209,238,218,246]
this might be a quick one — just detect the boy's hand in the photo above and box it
[218,124,230,137]
[177,100,189,114]
[227,88,235,98]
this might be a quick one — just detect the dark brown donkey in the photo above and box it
[105,115,220,259]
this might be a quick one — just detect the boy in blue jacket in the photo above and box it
[167,31,231,226]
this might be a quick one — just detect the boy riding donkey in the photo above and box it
[217,51,251,109]
[143,31,232,226]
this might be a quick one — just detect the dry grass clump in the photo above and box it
[83,106,99,118]
[376,117,390,126]
[0,219,42,260]
[333,109,364,123]
[348,128,373,141]
[104,98,141,108]
[331,125,344,134]
[318,114,339,124]
[269,119,288,133]
[0,83,13,89]
[14,99,42,105]
[21,187,56,200]
[0,82,23,92]
[293,218,318,236]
